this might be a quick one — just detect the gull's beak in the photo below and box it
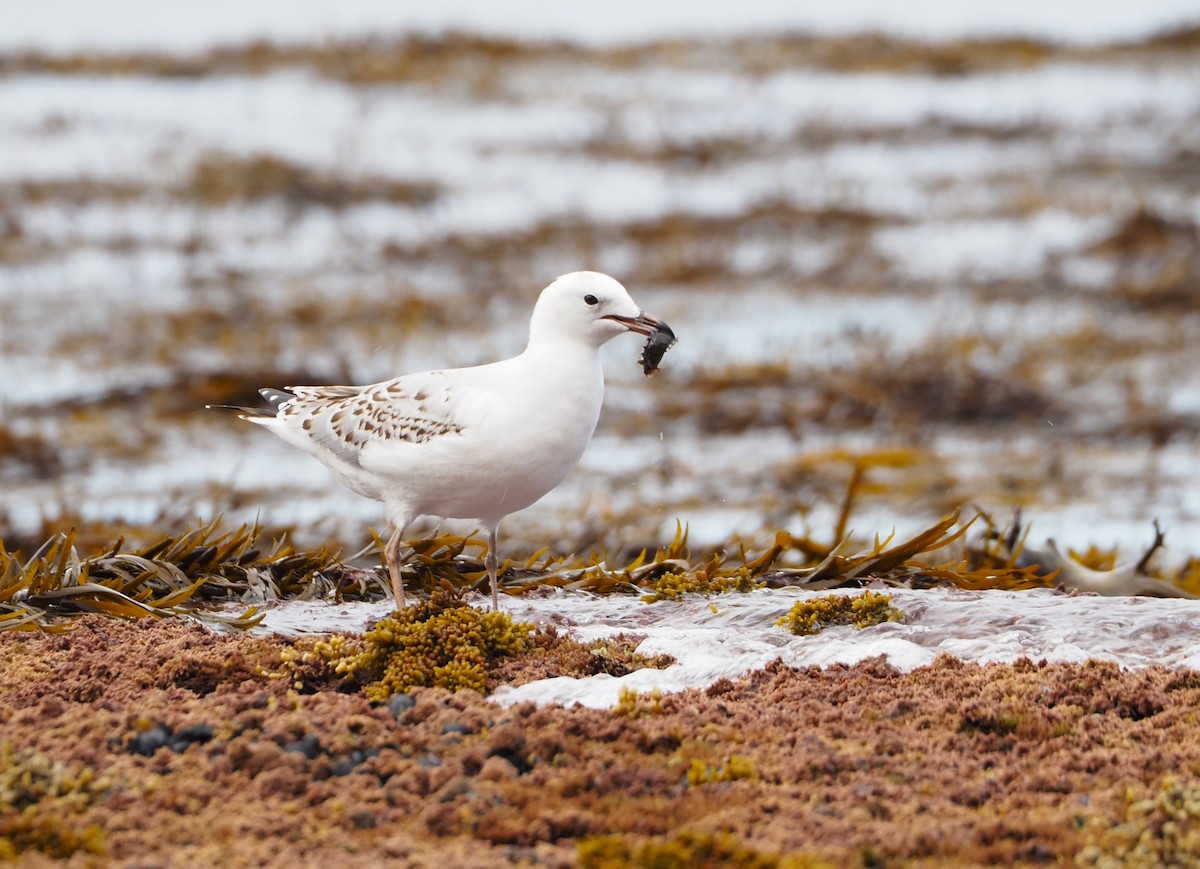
[604,311,675,339]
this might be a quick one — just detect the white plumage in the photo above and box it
[227,271,673,609]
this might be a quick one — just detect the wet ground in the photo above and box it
[2,7,1199,570]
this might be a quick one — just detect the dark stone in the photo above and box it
[168,722,215,753]
[490,747,532,775]
[283,734,322,760]
[388,693,415,718]
[441,721,471,736]
[129,724,172,757]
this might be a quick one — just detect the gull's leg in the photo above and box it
[384,525,408,610]
[486,525,501,611]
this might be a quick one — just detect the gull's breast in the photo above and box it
[364,350,605,522]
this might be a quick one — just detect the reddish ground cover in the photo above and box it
[1,617,1195,867]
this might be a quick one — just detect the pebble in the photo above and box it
[128,724,172,757]
[128,721,218,756]
[168,723,215,753]
[388,694,415,719]
[283,734,323,760]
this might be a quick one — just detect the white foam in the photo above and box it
[246,587,1200,709]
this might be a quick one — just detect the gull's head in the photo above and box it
[528,271,672,349]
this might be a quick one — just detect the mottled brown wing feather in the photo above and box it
[279,378,463,467]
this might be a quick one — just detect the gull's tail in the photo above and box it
[206,388,297,419]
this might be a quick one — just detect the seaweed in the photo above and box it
[640,567,763,603]
[1077,777,1200,868]
[775,590,904,636]
[612,686,665,719]
[0,743,109,861]
[6,28,1195,87]
[185,152,440,212]
[0,425,61,481]
[685,755,757,787]
[0,519,354,632]
[490,631,675,687]
[579,828,832,869]
[295,590,533,699]
[4,465,1198,635]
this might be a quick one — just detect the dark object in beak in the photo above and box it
[603,312,676,376]
[639,325,676,376]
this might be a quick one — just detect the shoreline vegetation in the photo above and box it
[3,25,1199,82]
[5,471,1198,633]
[3,18,1200,865]
[6,485,1199,864]
[3,609,1199,866]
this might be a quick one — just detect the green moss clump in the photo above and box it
[0,743,109,860]
[305,592,533,700]
[611,686,664,719]
[578,828,833,869]
[640,567,764,603]
[583,637,675,676]
[685,755,757,787]
[1078,777,1200,868]
[0,812,107,862]
[775,590,903,636]
[0,743,109,814]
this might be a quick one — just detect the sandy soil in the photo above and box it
[2,615,1195,867]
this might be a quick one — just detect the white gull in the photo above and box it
[217,271,674,610]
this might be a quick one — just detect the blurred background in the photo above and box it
[1,1,1198,562]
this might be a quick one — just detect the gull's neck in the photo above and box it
[516,331,607,398]
[523,327,607,358]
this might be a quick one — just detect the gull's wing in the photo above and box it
[255,372,470,469]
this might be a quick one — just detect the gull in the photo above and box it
[215,272,674,610]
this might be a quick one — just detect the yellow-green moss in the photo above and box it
[1077,777,1200,867]
[0,812,107,862]
[304,592,533,700]
[611,686,664,718]
[641,567,764,603]
[775,590,904,636]
[578,828,833,869]
[585,638,675,676]
[686,755,757,787]
[0,743,109,814]
[0,743,109,860]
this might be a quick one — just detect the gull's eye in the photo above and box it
[584,294,599,306]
